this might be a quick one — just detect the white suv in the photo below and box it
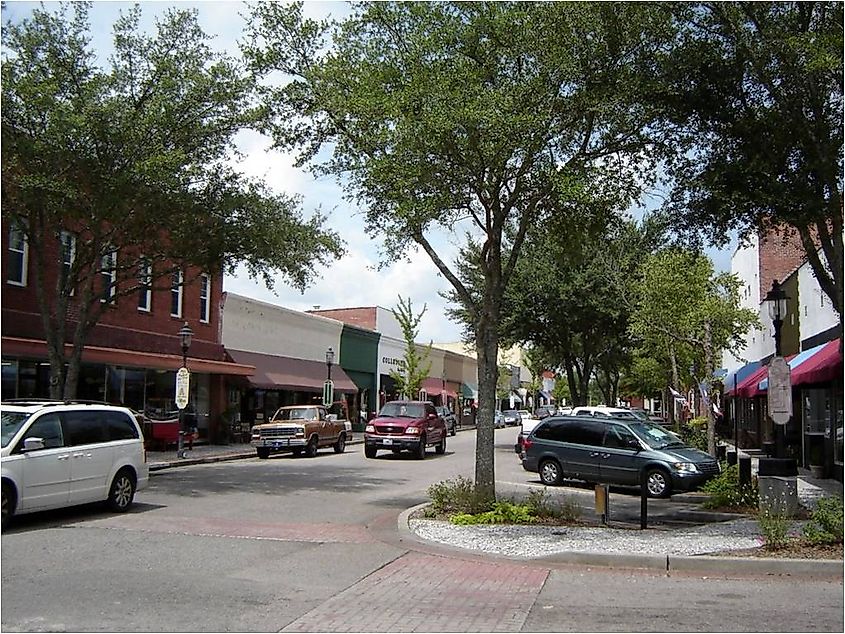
[2,401,149,529]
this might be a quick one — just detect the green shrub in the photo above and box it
[679,416,709,452]
[803,497,844,545]
[524,488,581,522]
[758,509,792,550]
[701,463,758,509]
[451,501,537,525]
[427,476,492,515]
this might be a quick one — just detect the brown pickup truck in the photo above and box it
[251,404,349,459]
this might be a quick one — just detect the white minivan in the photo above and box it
[1,401,149,529]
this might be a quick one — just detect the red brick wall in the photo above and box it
[308,307,377,330]
[757,225,808,303]
[1,220,225,360]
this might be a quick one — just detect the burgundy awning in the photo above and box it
[790,339,842,387]
[421,377,457,398]
[226,349,358,393]
[736,364,771,399]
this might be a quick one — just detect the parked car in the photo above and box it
[535,405,557,419]
[1,400,149,529]
[494,410,506,429]
[364,401,447,459]
[519,416,720,498]
[514,410,541,454]
[435,406,458,436]
[568,406,640,421]
[251,404,348,459]
[502,410,522,426]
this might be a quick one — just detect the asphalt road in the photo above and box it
[1,427,842,632]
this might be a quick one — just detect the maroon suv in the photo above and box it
[364,400,447,459]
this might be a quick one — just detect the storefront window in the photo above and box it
[18,360,39,398]
[802,388,830,434]
[2,360,17,398]
[123,368,146,412]
[834,389,843,466]
[77,364,106,401]
[106,366,125,405]
[194,372,210,435]
[145,369,177,418]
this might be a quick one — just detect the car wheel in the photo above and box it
[2,482,16,531]
[364,446,377,459]
[333,432,346,454]
[415,435,427,460]
[257,447,271,459]
[539,459,562,486]
[450,423,456,437]
[305,436,319,458]
[435,435,446,454]
[291,448,302,457]
[107,469,136,513]
[645,468,671,498]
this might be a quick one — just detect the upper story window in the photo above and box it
[138,258,152,312]
[199,273,210,323]
[100,249,117,304]
[7,224,28,286]
[60,230,76,294]
[170,269,183,317]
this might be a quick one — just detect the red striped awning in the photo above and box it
[790,339,842,387]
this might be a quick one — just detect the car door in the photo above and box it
[64,410,114,504]
[424,404,442,443]
[13,413,71,512]
[555,419,604,482]
[599,423,642,486]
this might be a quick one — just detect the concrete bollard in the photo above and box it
[738,454,752,487]
[757,475,799,518]
[726,450,737,466]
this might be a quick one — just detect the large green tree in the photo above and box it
[629,250,760,454]
[662,1,843,326]
[243,1,676,498]
[1,3,344,399]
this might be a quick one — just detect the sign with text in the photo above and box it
[323,380,334,407]
[175,367,190,410]
[767,356,792,425]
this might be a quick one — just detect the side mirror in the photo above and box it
[428,413,437,419]
[23,437,45,452]
[326,414,338,422]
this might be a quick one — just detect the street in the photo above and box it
[2,428,843,632]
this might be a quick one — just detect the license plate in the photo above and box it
[272,440,287,448]
[382,438,393,446]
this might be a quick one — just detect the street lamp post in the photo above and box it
[326,347,334,382]
[176,322,193,458]
[764,279,789,458]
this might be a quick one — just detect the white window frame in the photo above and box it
[171,269,183,318]
[100,248,117,304]
[138,258,152,312]
[7,225,28,286]
[199,273,210,323]
[60,230,77,295]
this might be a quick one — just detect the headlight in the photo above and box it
[295,426,305,437]
[405,426,420,435]
[365,425,375,433]
[672,462,698,473]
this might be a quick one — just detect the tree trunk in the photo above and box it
[474,307,499,503]
[669,345,680,431]
[703,321,716,456]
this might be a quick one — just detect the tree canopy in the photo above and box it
[1,2,344,397]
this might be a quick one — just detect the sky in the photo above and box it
[3,0,734,343]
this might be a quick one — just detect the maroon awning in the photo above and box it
[226,349,358,393]
[790,339,842,386]
[421,377,457,398]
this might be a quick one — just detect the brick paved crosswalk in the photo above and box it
[282,551,549,632]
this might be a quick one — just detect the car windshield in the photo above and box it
[273,407,318,421]
[629,409,651,421]
[380,402,425,418]
[1,411,31,448]
[628,422,685,449]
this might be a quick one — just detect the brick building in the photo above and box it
[1,220,253,442]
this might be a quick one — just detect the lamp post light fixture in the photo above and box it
[325,347,334,381]
[176,321,193,458]
[764,279,789,357]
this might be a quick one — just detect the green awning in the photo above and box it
[461,383,478,398]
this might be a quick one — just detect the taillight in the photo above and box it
[522,438,533,451]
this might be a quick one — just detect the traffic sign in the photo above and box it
[175,367,190,410]
[323,380,334,407]
[767,356,792,425]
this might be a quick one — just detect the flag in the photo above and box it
[668,386,687,404]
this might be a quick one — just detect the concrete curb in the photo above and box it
[398,503,844,579]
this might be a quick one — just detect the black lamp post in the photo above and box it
[177,321,193,458]
[326,347,334,382]
[763,279,789,458]
[764,279,789,357]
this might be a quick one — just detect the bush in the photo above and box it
[679,416,709,452]
[701,463,758,509]
[427,476,492,516]
[758,509,792,550]
[524,487,581,522]
[803,497,844,545]
[451,501,537,525]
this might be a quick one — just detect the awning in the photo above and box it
[2,336,254,376]
[421,377,457,398]
[758,339,842,391]
[735,364,771,399]
[723,361,762,395]
[227,349,358,393]
[510,391,522,403]
[461,383,478,399]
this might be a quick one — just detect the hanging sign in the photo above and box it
[175,367,190,410]
[768,356,792,425]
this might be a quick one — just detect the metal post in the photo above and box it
[640,480,648,530]
[177,344,187,458]
[733,373,738,457]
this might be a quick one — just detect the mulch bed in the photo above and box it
[713,540,843,560]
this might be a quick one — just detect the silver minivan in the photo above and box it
[2,401,149,529]
[520,416,719,497]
